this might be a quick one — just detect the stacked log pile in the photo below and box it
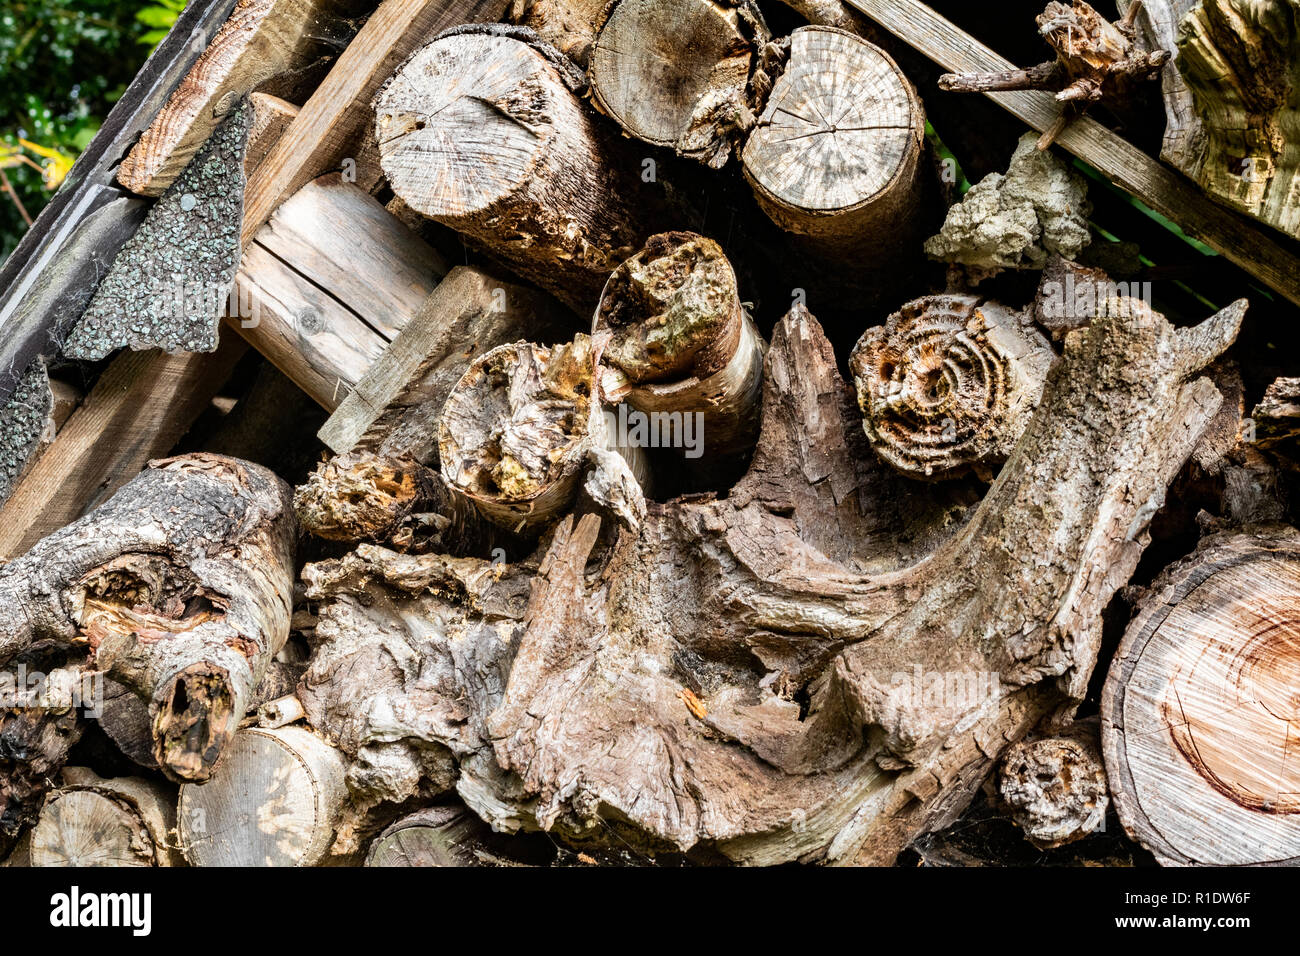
[2,0,1300,870]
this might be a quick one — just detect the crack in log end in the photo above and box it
[152,664,237,782]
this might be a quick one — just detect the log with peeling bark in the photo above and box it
[296,285,1244,864]
[0,454,296,784]
[939,0,1170,149]
[30,767,181,867]
[594,232,765,486]
[1103,525,1300,865]
[588,0,773,168]
[740,25,937,303]
[438,336,649,533]
[374,27,667,315]
[178,726,348,866]
[848,294,1055,480]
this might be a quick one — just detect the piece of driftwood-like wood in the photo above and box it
[177,726,348,866]
[0,341,247,559]
[319,265,567,459]
[30,767,181,867]
[0,455,297,784]
[1103,525,1300,866]
[116,0,356,197]
[240,0,510,246]
[506,0,610,66]
[845,0,1300,309]
[376,27,666,315]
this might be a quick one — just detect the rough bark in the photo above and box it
[740,25,936,303]
[0,454,296,783]
[30,766,181,867]
[589,0,773,168]
[1103,524,1300,865]
[298,289,1243,864]
[0,359,55,506]
[849,294,1055,480]
[177,726,348,865]
[998,720,1108,850]
[594,232,765,487]
[374,27,666,315]
[0,704,82,858]
[938,0,1170,149]
[506,0,611,67]
[438,336,649,534]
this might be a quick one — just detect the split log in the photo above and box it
[375,28,665,315]
[177,726,348,865]
[594,232,765,485]
[318,265,570,461]
[740,25,935,303]
[439,336,649,533]
[301,289,1244,864]
[998,721,1108,850]
[30,767,181,867]
[588,0,772,167]
[116,0,358,197]
[506,0,610,66]
[848,294,1055,480]
[1103,525,1300,865]
[1125,0,1300,239]
[938,0,1169,149]
[0,454,296,783]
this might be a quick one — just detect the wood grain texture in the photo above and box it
[0,341,246,559]
[1103,526,1300,865]
[177,726,347,866]
[845,0,1300,308]
[240,0,510,246]
[31,768,180,867]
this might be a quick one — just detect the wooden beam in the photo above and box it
[0,340,247,559]
[239,0,510,246]
[845,0,1300,309]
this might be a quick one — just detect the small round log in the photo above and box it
[589,0,769,167]
[999,725,1108,850]
[31,767,181,867]
[594,232,764,482]
[177,726,348,866]
[1103,527,1300,866]
[375,28,662,315]
[740,25,933,300]
[848,295,1054,480]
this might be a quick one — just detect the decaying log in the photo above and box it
[30,767,181,867]
[1132,0,1300,239]
[318,265,570,460]
[938,0,1170,149]
[1253,377,1300,465]
[178,726,348,865]
[439,337,648,533]
[365,804,550,866]
[848,294,1054,480]
[0,454,296,783]
[998,721,1108,850]
[506,0,610,66]
[588,0,772,168]
[299,287,1243,864]
[375,28,665,315]
[0,704,83,858]
[740,25,934,302]
[594,232,765,484]
[117,0,357,197]
[924,132,1093,281]
[1103,525,1300,865]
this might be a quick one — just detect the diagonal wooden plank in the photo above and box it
[845,0,1300,308]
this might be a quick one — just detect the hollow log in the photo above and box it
[30,767,181,867]
[375,27,666,315]
[300,288,1244,864]
[177,726,348,866]
[506,0,610,66]
[589,0,772,168]
[1103,525,1300,865]
[998,721,1108,850]
[438,336,649,533]
[0,454,296,783]
[594,232,765,487]
[848,294,1054,480]
[740,25,935,303]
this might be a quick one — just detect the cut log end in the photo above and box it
[152,663,239,783]
[999,728,1108,850]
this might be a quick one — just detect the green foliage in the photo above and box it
[135,0,185,49]
[0,0,168,265]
